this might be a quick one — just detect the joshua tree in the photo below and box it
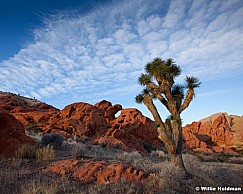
[135,58,200,172]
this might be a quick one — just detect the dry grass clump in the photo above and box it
[147,161,193,193]
[145,159,216,194]
[82,181,144,194]
[0,157,30,193]
[183,153,220,185]
[0,166,20,189]
[21,176,72,194]
[21,179,58,194]
[35,145,55,162]
[21,175,72,194]
[14,144,55,162]
[15,144,37,159]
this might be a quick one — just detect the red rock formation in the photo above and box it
[46,159,146,184]
[0,92,161,154]
[0,91,58,131]
[183,113,243,154]
[46,101,162,154]
[1,92,242,155]
[96,108,161,154]
[46,102,110,137]
[0,113,35,156]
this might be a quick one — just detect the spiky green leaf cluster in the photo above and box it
[185,76,201,89]
[138,73,152,86]
[135,94,144,104]
[145,58,181,85]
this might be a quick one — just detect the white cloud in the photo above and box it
[0,0,242,108]
[163,0,187,29]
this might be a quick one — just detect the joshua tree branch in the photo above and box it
[164,87,178,115]
[156,93,169,109]
[143,94,174,141]
[143,94,164,127]
[179,89,194,113]
[157,126,175,152]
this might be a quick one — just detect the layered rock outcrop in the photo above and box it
[0,91,58,131]
[46,159,146,184]
[0,113,35,156]
[96,108,161,153]
[45,100,162,154]
[183,113,243,154]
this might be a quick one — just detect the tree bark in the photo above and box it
[170,153,188,175]
[179,89,194,113]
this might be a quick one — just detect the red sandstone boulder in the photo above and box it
[0,113,35,156]
[46,159,146,184]
[47,102,110,137]
[96,108,162,154]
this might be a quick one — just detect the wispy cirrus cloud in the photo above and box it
[0,0,243,108]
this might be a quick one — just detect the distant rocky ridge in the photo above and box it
[0,91,242,156]
[183,113,243,154]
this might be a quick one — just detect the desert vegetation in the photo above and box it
[1,130,243,194]
[136,58,200,173]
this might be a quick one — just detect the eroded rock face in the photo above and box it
[0,92,161,154]
[0,91,58,131]
[1,92,242,155]
[46,101,111,137]
[97,108,161,153]
[0,113,35,156]
[183,113,243,154]
[46,159,146,184]
[46,101,162,154]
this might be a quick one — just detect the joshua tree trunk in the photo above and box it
[142,94,188,172]
[168,144,187,173]
[159,125,187,173]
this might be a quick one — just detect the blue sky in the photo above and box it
[0,0,243,125]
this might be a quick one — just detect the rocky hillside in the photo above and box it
[183,112,243,154]
[0,91,242,155]
[0,91,58,113]
[0,91,162,155]
[0,91,58,129]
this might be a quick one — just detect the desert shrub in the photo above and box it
[41,133,64,149]
[26,127,43,134]
[15,144,36,159]
[149,150,167,159]
[116,151,141,163]
[183,153,221,186]
[158,161,186,191]
[143,143,156,152]
[79,135,90,143]
[35,145,55,162]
